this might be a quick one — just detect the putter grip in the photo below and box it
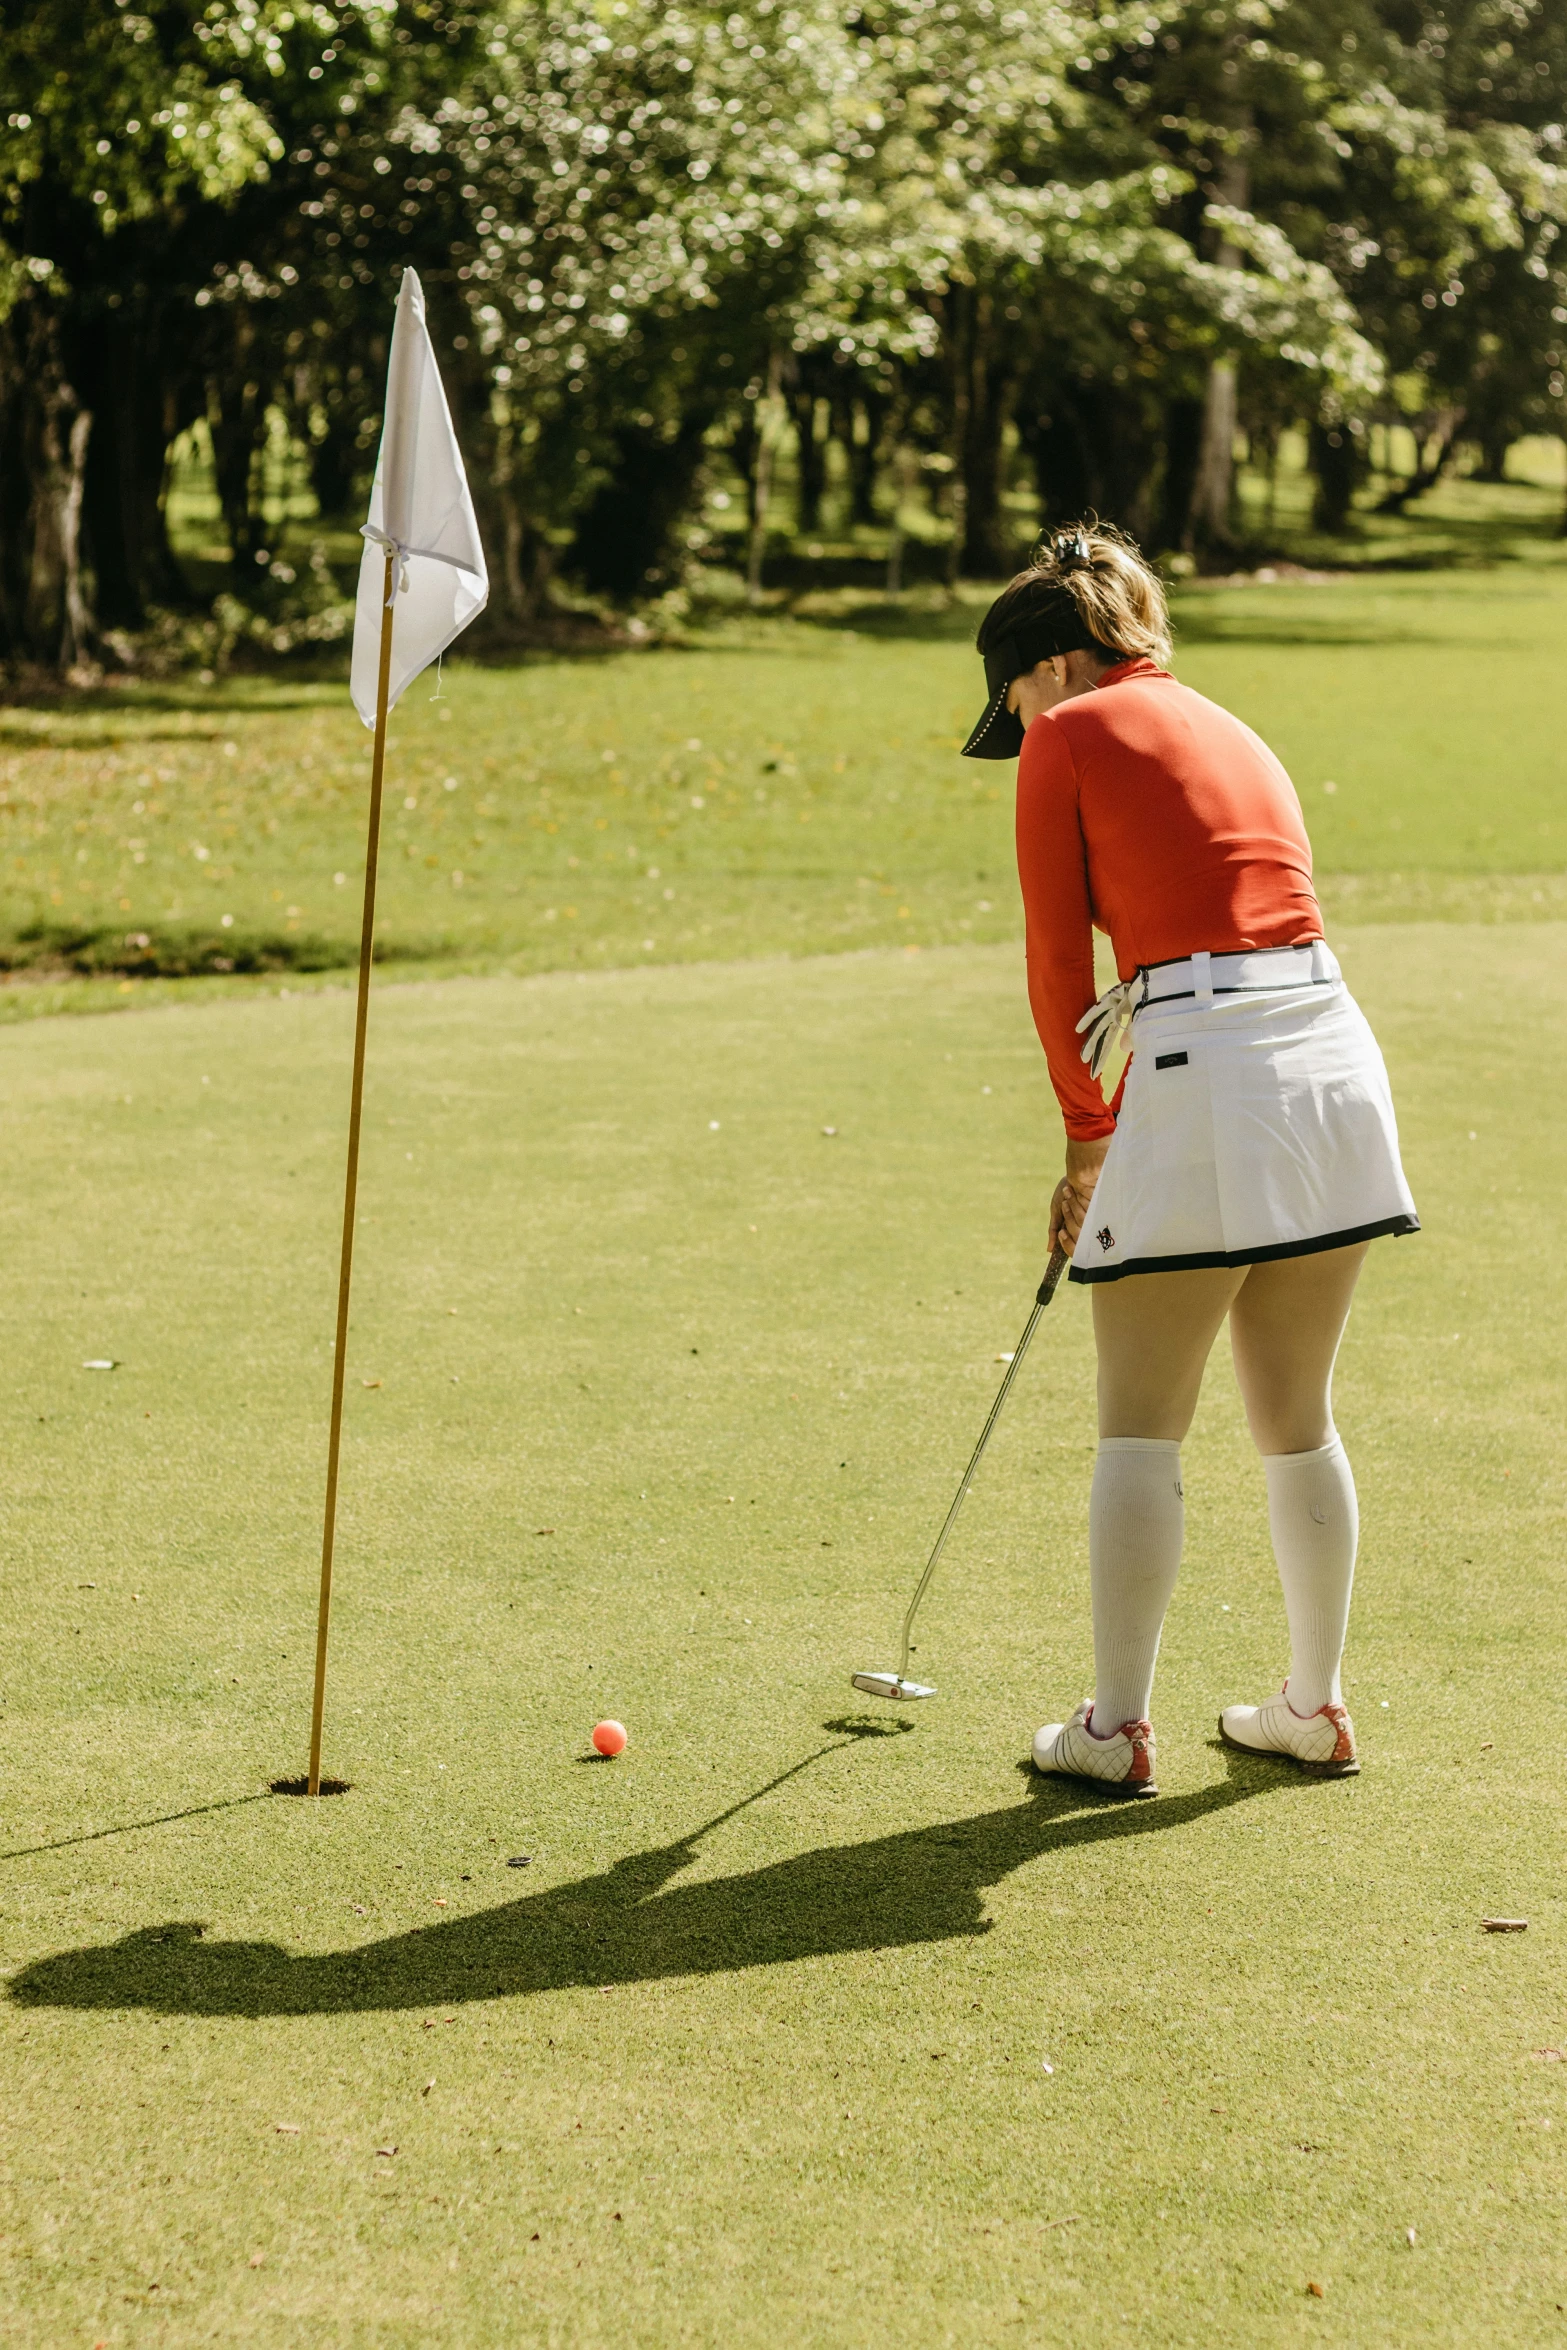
[1036,1245,1068,1306]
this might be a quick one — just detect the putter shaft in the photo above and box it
[851,1248,1068,1702]
[894,1247,1068,1680]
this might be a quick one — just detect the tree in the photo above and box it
[0,0,281,652]
[5,0,1565,670]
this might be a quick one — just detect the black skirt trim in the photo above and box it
[1067,1213,1421,1286]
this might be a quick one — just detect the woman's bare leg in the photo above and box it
[1227,1244,1370,1717]
[1227,1243,1368,1453]
[1093,1266,1246,1440]
[1081,1269,1242,1730]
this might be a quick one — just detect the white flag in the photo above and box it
[350,268,489,726]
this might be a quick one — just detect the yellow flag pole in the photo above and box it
[308,546,396,1796]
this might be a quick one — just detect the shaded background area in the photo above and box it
[5,0,1567,676]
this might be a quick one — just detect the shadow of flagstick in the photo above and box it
[0,1792,273,1864]
[10,1741,1300,2021]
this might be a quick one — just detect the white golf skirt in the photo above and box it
[1069,943,1419,1286]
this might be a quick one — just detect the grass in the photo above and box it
[1225,430,1567,569]
[1,527,1564,2336]
[4,557,1566,1019]
[0,919,1563,2344]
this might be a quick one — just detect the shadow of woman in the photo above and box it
[11,1744,1293,2021]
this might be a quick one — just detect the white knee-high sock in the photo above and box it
[1264,1435,1358,1714]
[1088,1437,1185,1732]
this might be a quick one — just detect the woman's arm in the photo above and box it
[1015,719,1116,1143]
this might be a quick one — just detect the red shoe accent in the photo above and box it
[1122,1720,1154,1782]
[1318,1703,1356,1765]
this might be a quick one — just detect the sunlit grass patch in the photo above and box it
[2,559,1563,1024]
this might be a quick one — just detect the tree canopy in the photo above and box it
[2,0,1563,662]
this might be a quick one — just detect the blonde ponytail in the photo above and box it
[1032,523,1173,670]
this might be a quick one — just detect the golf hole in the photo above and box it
[269,1776,353,1798]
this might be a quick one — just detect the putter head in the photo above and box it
[850,1670,937,1702]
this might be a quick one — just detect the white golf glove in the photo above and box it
[1075,974,1144,1103]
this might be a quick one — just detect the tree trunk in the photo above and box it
[945,353,968,585]
[1255,423,1280,534]
[490,484,553,626]
[0,301,37,655]
[1018,381,1160,545]
[571,410,715,599]
[730,405,758,531]
[1374,408,1463,511]
[962,319,1024,575]
[20,306,96,668]
[59,412,95,665]
[1169,105,1250,555]
[746,354,784,605]
[1191,359,1238,547]
[468,390,556,629]
[1020,401,1094,527]
[1159,396,1206,551]
[1309,420,1364,531]
[285,350,376,522]
[308,404,365,519]
[938,284,1026,577]
[834,392,882,529]
[884,438,919,594]
[78,309,192,626]
[790,385,826,534]
[207,314,270,572]
[856,399,883,526]
[1188,140,1248,552]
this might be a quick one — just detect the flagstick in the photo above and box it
[308,546,395,1797]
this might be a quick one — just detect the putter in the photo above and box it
[851,1246,1069,1702]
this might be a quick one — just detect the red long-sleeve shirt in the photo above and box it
[1015,658,1322,1139]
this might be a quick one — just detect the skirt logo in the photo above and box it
[1096,1226,1115,1252]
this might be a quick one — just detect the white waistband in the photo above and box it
[1142,941,1338,1006]
[1076,941,1341,1104]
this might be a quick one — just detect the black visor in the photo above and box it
[961,599,1103,760]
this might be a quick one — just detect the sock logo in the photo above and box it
[1096,1225,1115,1252]
[1175,1479,1184,1498]
[1310,1503,1327,1524]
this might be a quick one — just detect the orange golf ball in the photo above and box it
[592,1719,628,1757]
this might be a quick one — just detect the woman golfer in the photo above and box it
[962,526,1417,1795]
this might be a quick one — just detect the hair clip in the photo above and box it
[1053,529,1093,573]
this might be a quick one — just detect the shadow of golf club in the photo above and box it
[10,1744,1296,2021]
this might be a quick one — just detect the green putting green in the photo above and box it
[0,921,1560,2343]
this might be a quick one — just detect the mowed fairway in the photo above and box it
[0,921,1563,2345]
[3,561,1565,1017]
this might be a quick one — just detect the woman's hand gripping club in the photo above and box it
[1049,1135,1112,1259]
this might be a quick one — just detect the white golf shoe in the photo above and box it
[1032,1700,1158,1797]
[1218,1686,1359,1777]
